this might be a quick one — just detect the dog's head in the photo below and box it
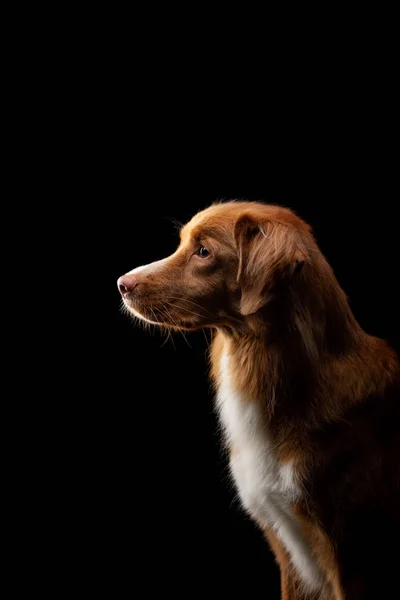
[118,202,312,330]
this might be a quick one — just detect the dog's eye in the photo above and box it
[198,246,209,258]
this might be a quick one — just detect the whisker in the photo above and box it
[201,328,210,349]
[163,299,206,321]
[169,329,176,351]
[165,296,215,317]
[180,330,191,348]
[164,216,184,233]
[160,328,174,349]
[159,301,191,348]
[164,299,244,327]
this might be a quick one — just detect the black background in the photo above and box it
[42,30,399,597]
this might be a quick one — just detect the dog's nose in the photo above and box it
[117,275,138,296]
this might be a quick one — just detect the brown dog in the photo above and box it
[118,201,400,599]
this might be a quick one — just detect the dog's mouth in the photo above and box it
[122,300,162,325]
[121,296,203,330]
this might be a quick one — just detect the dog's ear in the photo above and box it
[234,213,308,316]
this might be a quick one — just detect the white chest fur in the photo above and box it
[217,350,323,593]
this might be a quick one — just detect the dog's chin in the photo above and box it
[122,299,202,331]
[123,303,160,326]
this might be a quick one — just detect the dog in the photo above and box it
[118,201,399,599]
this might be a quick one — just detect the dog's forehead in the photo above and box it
[180,203,241,241]
[179,201,309,247]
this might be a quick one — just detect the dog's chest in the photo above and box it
[217,351,300,517]
[216,350,322,592]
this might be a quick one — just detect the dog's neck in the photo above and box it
[218,257,394,436]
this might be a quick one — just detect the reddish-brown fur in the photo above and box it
[119,201,400,599]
